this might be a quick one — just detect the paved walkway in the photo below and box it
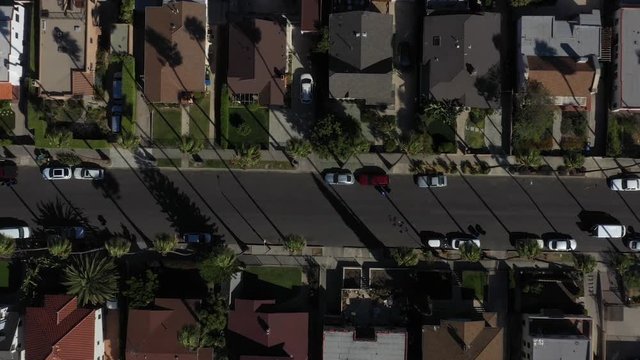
[552,108,562,150]
[11,102,29,137]
[484,110,503,152]
[136,90,152,140]
[180,105,189,136]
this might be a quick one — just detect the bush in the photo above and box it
[45,128,73,148]
[220,85,230,149]
[513,81,555,151]
[310,115,366,160]
[563,151,585,170]
[516,239,542,260]
[573,253,597,274]
[233,145,261,169]
[516,148,542,168]
[607,117,623,157]
[460,243,482,262]
[286,137,312,159]
[120,0,135,23]
[391,247,419,267]
[56,152,82,166]
[152,233,178,256]
[178,135,204,155]
[402,132,433,156]
[437,142,457,154]
[48,236,72,259]
[117,130,140,150]
[283,234,306,253]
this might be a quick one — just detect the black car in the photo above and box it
[397,41,412,69]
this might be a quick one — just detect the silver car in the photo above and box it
[609,177,640,191]
[546,239,577,251]
[73,167,104,180]
[300,73,313,104]
[450,238,481,250]
[416,174,447,188]
[324,172,355,185]
[42,167,72,180]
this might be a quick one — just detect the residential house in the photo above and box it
[144,1,207,103]
[227,18,286,106]
[422,312,504,360]
[612,7,640,112]
[521,313,593,360]
[518,11,602,110]
[0,3,24,101]
[421,13,501,109]
[126,298,214,360]
[25,295,104,360]
[328,11,394,107]
[110,23,133,55]
[227,299,308,359]
[323,327,407,360]
[301,0,320,33]
[38,0,99,98]
[0,306,24,360]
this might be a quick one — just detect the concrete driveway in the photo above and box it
[391,0,419,134]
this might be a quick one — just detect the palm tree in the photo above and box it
[233,145,261,169]
[0,234,15,258]
[48,236,72,260]
[178,135,204,155]
[460,243,482,262]
[390,247,419,267]
[283,234,306,253]
[573,253,597,274]
[286,138,312,159]
[516,239,542,260]
[104,237,131,258]
[117,130,140,150]
[152,233,178,256]
[63,254,119,306]
[199,247,242,284]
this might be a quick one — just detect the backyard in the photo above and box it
[152,107,182,145]
[189,93,211,140]
[228,106,269,149]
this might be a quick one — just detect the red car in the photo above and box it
[356,174,389,186]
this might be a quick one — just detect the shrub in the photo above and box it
[313,27,330,53]
[283,234,306,253]
[117,130,140,150]
[391,247,419,267]
[123,270,158,308]
[563,151,585,170]
[573,253,597,274]
[236,122,252,137]
[286,137,312,159]
[56,152,82,166]
[310,115,366,160]
[48,236,72,259]
[402,132,433,156]
[105,237,131,258]
[0,234,15,258]
[513,81,555,151]
[45,129,73,148]
[120,0,135,23]
[607,117,623,157]
[437,142,457,154]
[460,243,482,262]
[234,145,261,169]
[220,85,230,149]
[152,233,178,256]
[178,135,204,155]
[516,239,542,260]
[516,148,542,168]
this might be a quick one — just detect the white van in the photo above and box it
[0,226,30,239]
[591,224,626,238]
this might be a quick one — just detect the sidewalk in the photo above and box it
[3,143,637,179]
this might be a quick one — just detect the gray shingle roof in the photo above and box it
[329,72,393,105]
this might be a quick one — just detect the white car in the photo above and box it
[416,173,447,188]
[324,172,355,185]
[73,167,104,180]
[546,239,577,251]
[42,167,72,180]
[300,73,313,104]
[609,177,640,191]
[450,238,481,250]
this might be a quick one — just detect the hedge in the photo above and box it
[121,55,137,132]
[220,85,230,149]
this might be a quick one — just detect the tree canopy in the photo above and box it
[513,81,555,152]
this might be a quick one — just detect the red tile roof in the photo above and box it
[126,298,214,360]
[71,71,95,96]
[301,0,321,33]
[227,299,308,360]
[25,295,97,360]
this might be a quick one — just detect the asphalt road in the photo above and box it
[2,167,639,252]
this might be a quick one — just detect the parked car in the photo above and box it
[356,174,390,186]
[628,238,640,251]
[73,167,104,180]
[450,238,481,250]
[111,105,122,133]
[300,73,313,104]
[546,238,577,251]
[422,237,443,248]
[47,226,86,240]
[324,171,355,185]
[112,72,123,100]
[416,173,447,188]
[182,233,213,244]
[397,41,412,69]
[42,167,72,180]
[609,177,640,191]
[0,226,30,239]
[591,224,626,238]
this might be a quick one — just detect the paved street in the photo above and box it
[2,167,640,252]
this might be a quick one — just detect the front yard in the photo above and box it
[244,266,302,289]
[152,107,181,145]
[189,93,211,140]
[560,111,587,151]
[465,109,490,150]
[461,270,487,301]
[228,106,269,149]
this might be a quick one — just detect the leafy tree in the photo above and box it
[197,295,228,349]
[286,137,312,159]
[20,256,58,301]
[573,253,597,274]
[313,27,330,53]
[56,152,82,166]
[123,270,158,308]
[402,132,433,156]
[563,151,585,170]
[233,145,261,169]
[105,236,131,258]
[178,135,204,155]
[199,247,241,284]
[283,234,306,253]
[310,115,366,160]
[48,236,72,260]
[63,254,119,306]
[421,100,462,127]
[516,148,542,168]
[120,0,135,23]
[117,130,140,150]
[0,234,15,258]
[460,243,482,262]
[178,324,211,351]
[390,247,419,267]
[513,81,554,152]
[152,233,178,256]
[45,128,73,148]
[516,239,541,260]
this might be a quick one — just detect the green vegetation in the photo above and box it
[606,114,640,158]
[120,0,135,23]
[202,159,294,170]
[0,106,15,135]
[513,81,555,152]
[189,93,211,140]
[313,27,330,53]
[367,112,399,152]
[104,237,131,258]
[460,242,483,262]
[390,247,420,267]
[152,233,178,256]
[560,112,587,150]
[310,114,369,160]
[419,101,460,153]
[401,132,433,156]
[153,107,182,145]
[573,253,597,274]
[283,234,307,254]
[117,130,140,150]
[220,85,230,148]
[516,239,542,260]
[0,261,9,287]
[228,106,269,148]
[121,55,137,132]
[63,254,119,306]
[511,0,545,6]
[462,271,487,300]
[286,137,312,159]
[124,270,158,308]
[56,152,82,166]
[244,266,302,289]
[233,145,261,169]
[0,235,15,258]
[29,2,37,77]
[563,151,585,170]
[48,236,72,259]
[178,135,204,155]
[199,247,242,284]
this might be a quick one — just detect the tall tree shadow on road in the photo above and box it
[311,174,385,259]
[33,198,92,229]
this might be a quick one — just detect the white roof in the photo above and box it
[616,8,640,108]
[323,330,407,360]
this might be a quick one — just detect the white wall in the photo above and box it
[93,309,104,360]
[8,3,24,85]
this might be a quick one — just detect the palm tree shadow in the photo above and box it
[33,198,91,229]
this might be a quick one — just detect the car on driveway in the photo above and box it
[42,167,72,180]
[0,226,30,239]
[356,174,389,186]
[73,167,104,180]
[609,177,640,191]
[416,173,447,188]
[324,171,355,185]
[450,238,481,250]
[300,73,313,104]
[397,41,412,69]
[546,238,576,251]
[182,233,212,244]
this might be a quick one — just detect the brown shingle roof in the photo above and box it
[126,298,213,360]
[227,299,308,360]
[301,0,320,33]
[527,56,595,99]
[227,19,286,106]
[422,313,504,360]
[25,295,96,360]
[71,71,95,96]
[144,1,206,103]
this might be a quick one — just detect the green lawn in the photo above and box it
[244,266,302,289]
[228,106,269,148]
[423,114,456,153]
[122,56,137,132]
[462,271,487,301]
[0,261,9,287]
[153,107,181,145]
[465,117,485,149]
[189,93,211,140]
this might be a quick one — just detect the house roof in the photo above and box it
[126,298,213,360]
[0,83,14,100]
[144,1,206,103]
[519,11,601,59]
[614,7,640,109]
[0,307,21,356]
[227,19,286,106]
[111,23,132,54]
[323,328,407,360]
[422,313,504,360]
[422,13,501,108]
[301,0,320,32]
[25,295,96,360]
[526,56,594,98]
[71,70,95,96]
[329,72,394,105]
[227,299,309,360]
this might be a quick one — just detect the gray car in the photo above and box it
[416,174,447,188]
[42,167,72,180]
[324,172,355,185]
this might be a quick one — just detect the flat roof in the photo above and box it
[110,23,130,54]
[39,0,86,94]
[532,337,590,360]
[323,329,406,360]
[617,8,640,107]
[0,6,11,82]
